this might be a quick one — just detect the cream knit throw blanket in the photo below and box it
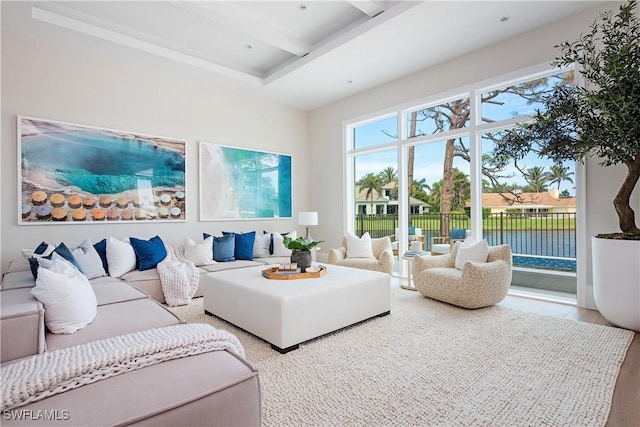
[158,245,200,307]
[1,323,244,411]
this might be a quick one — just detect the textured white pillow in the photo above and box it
[455,237,489,270]
[346,232,375,258]
[272,231,297,257]
[31,256,97,334]
[184,236,216,266]
[253,233,271,258]
[106,237,137,277]
[71,239,106,279]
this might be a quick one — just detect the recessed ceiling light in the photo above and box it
[245,44,253,49]
[500,16,510,22]
[347,80,353,84]
[298,4,307,11]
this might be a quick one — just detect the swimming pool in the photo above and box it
[512,255,576,272]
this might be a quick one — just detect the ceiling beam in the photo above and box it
[347,1,385,17]
[31,7,264,85]
[173,2,311,57]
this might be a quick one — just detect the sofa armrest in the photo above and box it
[378,249,394,275]
[328,246,347,264]
[413,251,455,272]
[1,288,46,363]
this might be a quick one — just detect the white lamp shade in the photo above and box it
[298,211,318,226]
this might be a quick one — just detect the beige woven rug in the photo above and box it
[169,288,634,426]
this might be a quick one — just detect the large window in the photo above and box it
[345,66,577,295]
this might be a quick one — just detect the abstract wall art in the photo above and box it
[18,116,186,224]
[199,142,292,221]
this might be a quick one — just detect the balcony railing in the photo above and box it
[355,212,576,258]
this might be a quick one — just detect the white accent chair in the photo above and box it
[328,236,394,275]
[430,229,470,255]
[413,242,512,309]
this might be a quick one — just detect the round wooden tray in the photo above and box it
[262,265,327,280]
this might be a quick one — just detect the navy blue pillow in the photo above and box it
[129,236,167,271]
[451,228,467,239]
[212,234,235,262]
[223,231,255,261]
[28,242,83,279]
[94,238,109,273]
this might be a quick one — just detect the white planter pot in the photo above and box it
[592,236,640,332]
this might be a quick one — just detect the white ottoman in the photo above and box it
[202,264,390,353]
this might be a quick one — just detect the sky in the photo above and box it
[352,74,577,195]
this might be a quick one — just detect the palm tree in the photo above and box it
[379,167,397,184]
[545,164,574,191]
[379,167,398,200]
[357,173,383,214]
[523,166,550,193]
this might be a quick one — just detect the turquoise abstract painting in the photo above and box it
[199,142,292,220]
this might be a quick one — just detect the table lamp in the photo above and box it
[298,211,318,240]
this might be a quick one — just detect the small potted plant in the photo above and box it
[283,236,323,272]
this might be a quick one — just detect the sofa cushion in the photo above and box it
[272,231,296,257]
[224,231,256,261]
[1,270,36,291]
[21,241,55,260]
[455,237,489,270]
[28,242,83,279]
[106,237,137,277]
[253,233,271,258]
[91,277,148,306]
[212,233,235,262]
[71,239,107,279]
[130,236,167,271]
[184,236,215,266]
[45,298,180,351]
[346,232,375,258]
[31,256,98,334]
[93,238,109,273]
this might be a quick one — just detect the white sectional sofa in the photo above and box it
[0,231,296,426]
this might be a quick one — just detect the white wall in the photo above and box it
[1,30,309,271]
[309,3,637,308]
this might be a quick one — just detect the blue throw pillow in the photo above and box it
[212,234,235,262]
[408,226,416,235]
[224,231,256,261]
[451,228,467,239]
[93,238,109,274]
[28,242,83,279]
[129,236,167,271]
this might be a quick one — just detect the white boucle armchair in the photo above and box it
[413,242,512,309]
[328,236,394,275]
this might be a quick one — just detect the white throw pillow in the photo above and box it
[346,232,375,258]
[106,237,137,277]
[272,231,297,257]
[184,236,216,266]
[253,233,271,258]
[71,239,106,279]
[31,256,97,334]
[455,237,489,270]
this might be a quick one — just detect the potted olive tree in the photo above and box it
[494,1,639,330]
[283,236,323,272]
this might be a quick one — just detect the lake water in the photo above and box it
[22,131,185,194]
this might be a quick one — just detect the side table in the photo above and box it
[401,251,430,291]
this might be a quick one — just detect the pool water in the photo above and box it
[512,255,576,272]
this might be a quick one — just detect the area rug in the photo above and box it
[168,288,634,426]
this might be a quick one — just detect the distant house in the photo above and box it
[475,190,576,214]
[355,183,429,215]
